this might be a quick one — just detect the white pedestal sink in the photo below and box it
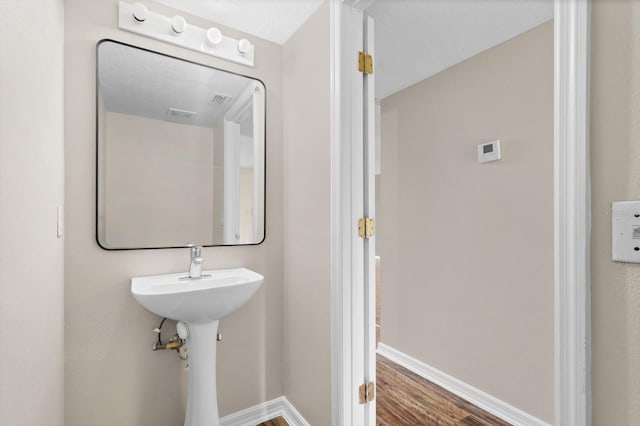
[131,268,264,426]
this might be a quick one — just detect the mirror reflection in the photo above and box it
[96,40,265,249]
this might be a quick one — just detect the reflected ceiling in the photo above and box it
[98,42,254,128]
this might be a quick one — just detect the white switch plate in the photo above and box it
[612,201,640,262]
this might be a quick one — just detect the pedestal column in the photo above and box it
[184,320,219,426]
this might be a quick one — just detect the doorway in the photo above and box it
[329,1,591,425]
[373,2,554,424]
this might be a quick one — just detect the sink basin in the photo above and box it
[131,268,263,323]
[131,267,263,426]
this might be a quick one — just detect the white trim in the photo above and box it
[219,396,309,426]
[330,1,348,425]
[251,83,265,243]
[331,1,367,425]
[362,14,377,426]
[223,120,241,244]
[554,1,591,426]
[377,344,551,426]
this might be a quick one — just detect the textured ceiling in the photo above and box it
[98,41,255,129]
[368,0,554,99]
[153,0,325,45]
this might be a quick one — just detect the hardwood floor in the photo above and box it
[258,416,288,426]
[264,263,504,425]
[255,358,510,426]
[376,355,512,426]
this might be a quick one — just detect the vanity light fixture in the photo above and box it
[118,1,255,67]
[131,2,148,22]
[171,15,187,34]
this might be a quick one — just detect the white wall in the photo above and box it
[283,1,332,424]
[0,0,65,425]
[64,1,284,424]
[378,22,554,422]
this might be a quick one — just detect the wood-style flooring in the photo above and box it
[256,355,509,426]
[377,355,511,426]
[258,417,288,426]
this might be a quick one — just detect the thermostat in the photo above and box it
[477,140,501,163]
[612,201,640,263]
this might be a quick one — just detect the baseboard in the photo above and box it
[377,343,551,426]
[220,396,310,426]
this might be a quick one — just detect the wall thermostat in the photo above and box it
[612,201,640,263]
[477,140,501,163]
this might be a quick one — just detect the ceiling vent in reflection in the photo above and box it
[209,93,232,105]
[165,107,197,123]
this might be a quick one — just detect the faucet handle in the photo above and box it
[188,245,202,258]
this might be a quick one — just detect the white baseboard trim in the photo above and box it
[220,396,310,426]
[377,343,551,426]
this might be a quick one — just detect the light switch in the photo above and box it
[612,201,640,262]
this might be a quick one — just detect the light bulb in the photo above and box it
[132,3,148,22]
[206,27,223,46]
[171,15,187,34]
[237,38,251,54]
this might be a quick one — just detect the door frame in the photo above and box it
[329,2,365,424]
[329,0,592,425]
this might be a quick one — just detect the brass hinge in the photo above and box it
[358,217,375,238]
[359,381,376,404]
[358,51,373,74]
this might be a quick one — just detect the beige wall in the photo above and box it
[378,22,554,422]
[102,112,216,248]
[591,1,640,423]
[283,1,332,424]
[0,0,65,425]
[64,1,284,424]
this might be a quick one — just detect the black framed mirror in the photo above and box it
[96,40,266,250]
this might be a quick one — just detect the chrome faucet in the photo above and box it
[188,246,203,279]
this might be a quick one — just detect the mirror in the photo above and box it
[96,40,265,250]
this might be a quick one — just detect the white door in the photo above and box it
[352,9,377,426]
[362,13,377,426]
[336,3,377,424]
